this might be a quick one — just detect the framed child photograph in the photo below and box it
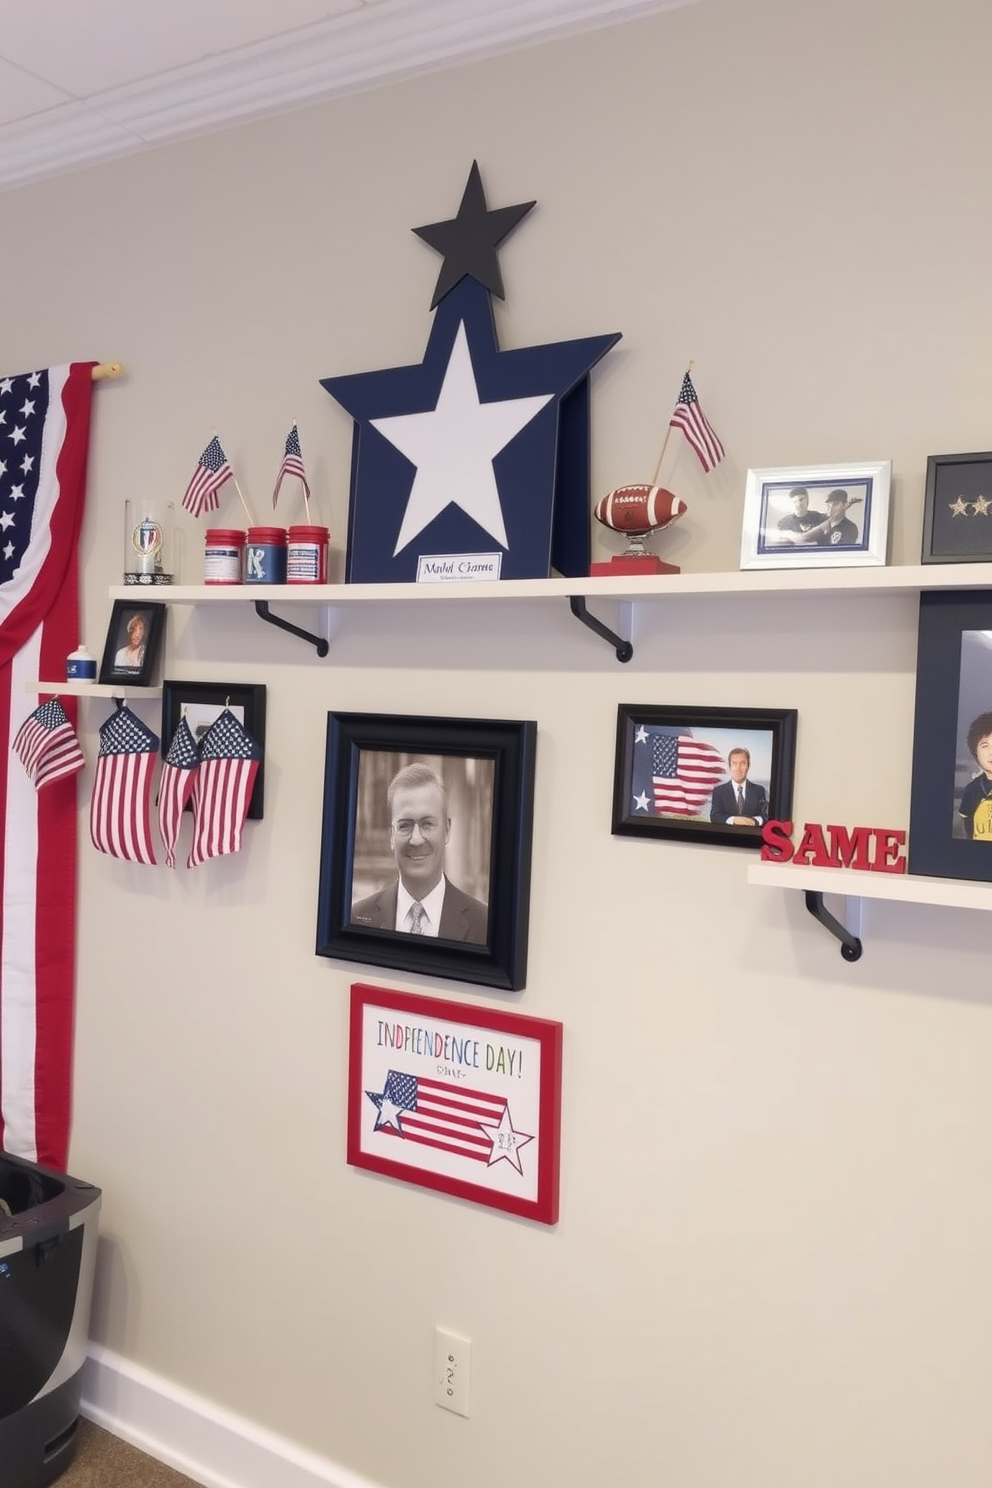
[909,590,992,879]
[98,599,166,686]
[740,460,891,570]
[612,704,797,849]
[316,712,537,991]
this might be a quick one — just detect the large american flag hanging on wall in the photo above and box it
[0,363,94,1168]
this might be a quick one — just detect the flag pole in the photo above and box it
[232,476,256,527]
[652,360,694,486]
[91,362,124,381]
[296,417,312,524]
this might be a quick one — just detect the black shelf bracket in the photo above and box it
[254,600,330,657]
[568,596,633,663]
[804,889,863,962]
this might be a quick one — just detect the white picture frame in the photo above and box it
[740,460,891,570]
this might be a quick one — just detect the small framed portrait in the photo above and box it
[612,704,798,849]
[921,451,992,563]
[98,600,166,686]
[348,982,562,1224]
[740,460,891,570]
[161,680,267,819]
[909,590,992,879]
[317,712,537,991]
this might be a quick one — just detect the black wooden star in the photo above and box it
[412,160,536,309]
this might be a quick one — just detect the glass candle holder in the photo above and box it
[124,499,174,585]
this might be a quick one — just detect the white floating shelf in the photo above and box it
[29,680,163,699]
[748,861,992,913]
[108,562,992,607]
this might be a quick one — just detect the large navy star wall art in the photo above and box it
[321,163,621,583]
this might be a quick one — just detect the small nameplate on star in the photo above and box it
[417,552,502,583]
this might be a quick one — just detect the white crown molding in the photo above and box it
[0,0,702,190]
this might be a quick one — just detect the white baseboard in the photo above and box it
[81,1343,387,1488]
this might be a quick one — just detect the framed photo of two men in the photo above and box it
[316,712,537,991]
[612,704,798,849]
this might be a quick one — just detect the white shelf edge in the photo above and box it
[107,561,992,607]
[29,680,163,699]
[748,860,992,912]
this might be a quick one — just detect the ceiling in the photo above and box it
[0,0,698,193]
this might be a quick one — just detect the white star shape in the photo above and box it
[0,511,15,531]
[19,399,34,418]
[2,542,14,561]
[371,321,553,556]
[479,1105,534,1174]
[27,373,41,388]
[634,790,651,811]
[0,378,12,395]
[0,461,6,478]
[9,426,26,446]
[950,497,969,516]
[374,1095,407,1132]
[19,455,33,474]
[9,485,24,501]
[634,724,649,744]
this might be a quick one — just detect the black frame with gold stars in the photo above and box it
[922,451,992,563]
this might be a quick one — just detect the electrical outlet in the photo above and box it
[434,1327,471,1417]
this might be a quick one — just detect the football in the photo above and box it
[594,485,687,536]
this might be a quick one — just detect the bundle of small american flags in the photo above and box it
[181,425,313,521]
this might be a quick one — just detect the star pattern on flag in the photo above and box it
[0,371,48,584]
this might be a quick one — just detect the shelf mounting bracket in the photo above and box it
[804,889,863,962]
[254,601,330,657]
[568,596,633,663]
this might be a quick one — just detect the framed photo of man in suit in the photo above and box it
[317,712,537,991]
[612,704,798,849]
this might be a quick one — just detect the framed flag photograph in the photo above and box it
[348,982,563,1223]
[612,704,797,849]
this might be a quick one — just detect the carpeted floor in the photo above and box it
[56,1418,204,1487]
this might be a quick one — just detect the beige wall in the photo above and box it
[3,0,992,1484]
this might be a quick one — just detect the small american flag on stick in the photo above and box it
[187,708,261,868]
[157,717,200,869]
[272,423,311,509]
[182,435,233,518]
[669,371,725,473]
[13,698,85,789]
[89,704,159,864]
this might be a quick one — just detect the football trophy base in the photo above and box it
[589,554,680,576]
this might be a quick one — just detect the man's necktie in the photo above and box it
[409,902,426,934]
[736,787,745,816]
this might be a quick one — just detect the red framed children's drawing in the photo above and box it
[347,983,562,1224]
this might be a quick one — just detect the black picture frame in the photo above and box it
[316,712,537,991]
[921,451,992,563]
[612,704,798,849]
[98,600,166,686]
[908,590,992,879]
[161,680,267,819]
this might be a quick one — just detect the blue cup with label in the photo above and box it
[66,645,97,682]
[244,526,288,584]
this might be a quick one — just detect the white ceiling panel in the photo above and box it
[0,0,703,191]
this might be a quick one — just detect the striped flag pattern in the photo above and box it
[651,731,726,816]
[13,698,85,789]
[272,423,310,508]
[368,1069,509,1163]
[0,363,93,1167]
[157,716,200,869]
[669,371,725,473]
[181,434,233,518]
[89,704,159,864]
[187,708,260,867]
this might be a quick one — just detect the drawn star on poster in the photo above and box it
[321,162,621,582]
